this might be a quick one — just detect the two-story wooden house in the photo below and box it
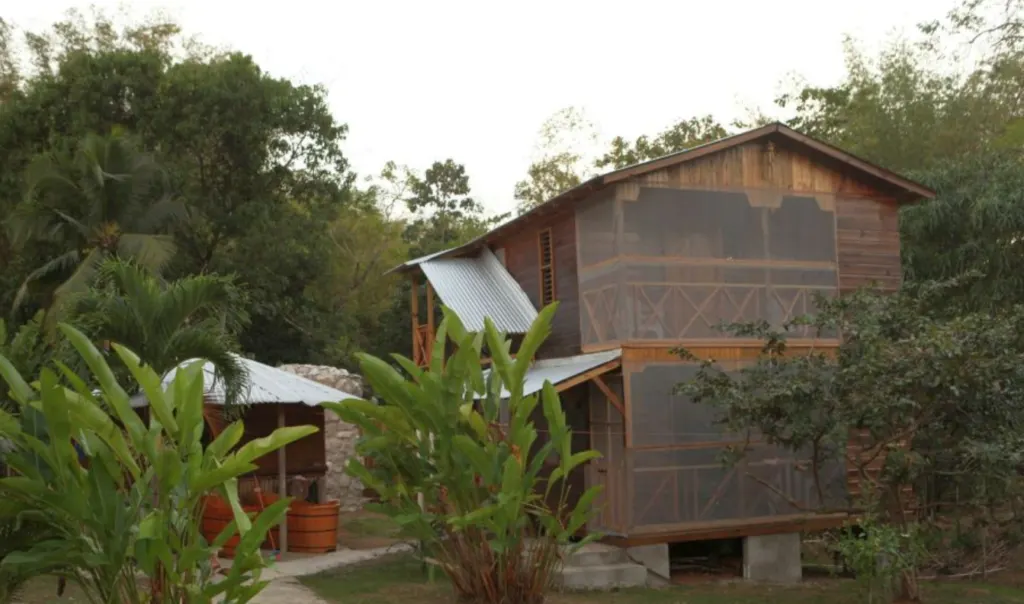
[391,123,934,548]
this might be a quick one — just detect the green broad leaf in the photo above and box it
[59,323,147,446]
[452,435,491,477]
[230,425,318,467]
[483,318,516,398]
[207,421,245,460]
[451,504,498,528]
[220,479,252,533]
[62,389,141,478]
[176,367,205,451]
[540,382,566,433]
[564,450,602,474]
[565,486,603,535]
[393,355,425,383]
[428,320,449,374]
[237,498,289,554]
[192,460,260,496]
[512,302,558,387]
[501,455,523,497]
[545,467,565,498]
[114,343,179,436]
[0,353,33,405]
[458,405,488,440]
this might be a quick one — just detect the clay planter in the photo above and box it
[286,499,341,553]
[201,496,280,558]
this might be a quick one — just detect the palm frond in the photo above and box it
[161,326,250,407]
[135,196,187,234]
[117,233,176,275]
[11,250,82,311]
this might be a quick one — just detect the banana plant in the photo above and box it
[0,323,317,603]
[327,303,602,603]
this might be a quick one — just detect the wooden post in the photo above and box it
[411,276,420,364]
[277,404,288,553]
[426,282,435,361]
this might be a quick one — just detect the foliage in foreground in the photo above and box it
[330,304,601,604]
[0,323,317,603]
[675,280,1024,601]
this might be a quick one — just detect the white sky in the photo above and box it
[9,0,958,215]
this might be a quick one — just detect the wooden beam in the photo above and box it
[410,276,420,364]
[425,282,435,361]
[593,375,624,418]
[553,359,621,393]
[277,404,288,553]
[599,512,851,547]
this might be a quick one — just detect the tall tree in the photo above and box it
[403,159,500,257]
[901,149,1024,310]
[514,107,597,212]
[595,115,729,170]
[68,258,249,405]
[777,36,1024,174]
[0,12,354,364]
[7,131,182,314]
[307,168,409,366]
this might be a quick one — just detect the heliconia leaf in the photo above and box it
[207,421,245,460]
[0,353,33,405]
[114,343,179,436]
[564,450,602,474]
[59,323,147,446]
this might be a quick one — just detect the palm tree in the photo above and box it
[69,259,250,407]
[8,131,184,314]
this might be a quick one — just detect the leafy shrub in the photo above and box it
[0,323,316,603]
[329,305,601,604]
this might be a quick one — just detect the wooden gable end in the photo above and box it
[615,138,903,293]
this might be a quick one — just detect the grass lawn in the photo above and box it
[337,509,406,550]
[300,553,1024,604]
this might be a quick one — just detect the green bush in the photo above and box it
[328,304,601,604]
[0,323,317,603]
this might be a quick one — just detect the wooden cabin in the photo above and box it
[394,123,934,545]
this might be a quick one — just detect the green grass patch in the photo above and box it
[300,553,1024,604]
[341,514,402,539]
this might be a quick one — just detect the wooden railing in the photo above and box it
[581,281,837,344]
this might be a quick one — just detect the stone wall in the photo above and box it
[277,364,367,512]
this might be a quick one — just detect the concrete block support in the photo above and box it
[627,544,670,583]
[743,533,802,584]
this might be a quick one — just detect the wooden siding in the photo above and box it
[613,138,904,304]
[244,405,327,476]
[628,137,888,198]
[836,197,902,292]
[495,209,580,359]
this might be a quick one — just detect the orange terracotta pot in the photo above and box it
[200,495,280,557]
[243,489,281,507]
[285,500,341,553]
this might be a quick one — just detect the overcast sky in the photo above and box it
[9,0,957,214]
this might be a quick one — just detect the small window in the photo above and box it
[538,229,555,306]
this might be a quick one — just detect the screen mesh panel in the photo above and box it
[576,187,839,346]
[625,361,847,531]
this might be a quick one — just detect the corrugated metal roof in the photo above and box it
[420,248,538,333]
[392,246,458,272]
[480,349,622,399]
[130,355,361,408]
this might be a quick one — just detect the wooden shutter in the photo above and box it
[538,229,555,306]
